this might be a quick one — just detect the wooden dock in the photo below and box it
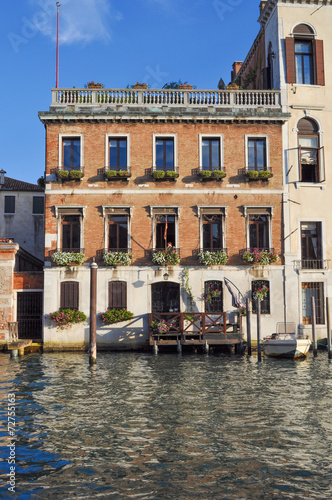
[149,312,244,353]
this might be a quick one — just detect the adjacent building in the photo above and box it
[234,0,332,339]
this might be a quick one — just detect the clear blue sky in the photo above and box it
[2,0,261,184]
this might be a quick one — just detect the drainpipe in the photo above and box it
[89,261,98,364]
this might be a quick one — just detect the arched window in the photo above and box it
[285,24,325,86]
[204,281,223,313]
[298,118,324,183]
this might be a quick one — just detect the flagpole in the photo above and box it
[56,2,61,88]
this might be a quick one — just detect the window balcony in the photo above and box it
[242,167,273,181]
[150,168,179,181]
[151,248,180,265]
[53,167,85,182]
[104,167,131,181]
[197,168,226,182]
[240,248,278,265]
[295,259,329,271]
[197,248,228,266]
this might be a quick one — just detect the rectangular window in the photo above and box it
[155,215,176,249]
[33,196,44,215]
[301,222,322,269]
[109,138,127,169]
[60,281,79,310]
[298,136,324,183]
[295,40,314,85]
[156,138,174,171]
[61,215,81,252]
[302,282,324,324]
[108,215,128,251]
[109,281,127,309]
[4,196,15,214]
[248,138,267,170]
[249,215,269,249]
[202,214,222,251]
[252,280,270,315]
[202,138,221,170]
[204,281,223,313]
[62,137,81,171]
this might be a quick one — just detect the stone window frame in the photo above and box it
[102,206,132,252]
[197,206,227,252]
[58,133,84,171]
[150,206,180,250]
[55,205,86,252]
[198,134,224,171]
[244,134,270,172]
[243,205,273,251]
[152,134,178,172]
[105,133,130,171]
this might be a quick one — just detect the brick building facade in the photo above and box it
[40,86,289,350]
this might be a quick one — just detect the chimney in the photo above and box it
[231,61,243,82]
[259,1,267,16]
[0,169,6,188]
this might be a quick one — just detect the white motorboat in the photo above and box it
[262,323,311,359]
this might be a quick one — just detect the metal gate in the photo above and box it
[17,292,43,340]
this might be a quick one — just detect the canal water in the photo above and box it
[0,351,331,499]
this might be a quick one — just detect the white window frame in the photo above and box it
[150,206,180,250]
[105,133,130,170]
[102,205,132,252]
[197,206,227,251]
[152,134,177,171]
[245,134,270,170]
[243,206,273,250]
[55,205,86,252]
[199,134,224,171]
[58,133,84,170]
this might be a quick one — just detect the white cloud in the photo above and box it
[30,0,122,45]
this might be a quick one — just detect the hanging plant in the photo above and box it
[253,286,269,302]
[204,285,222,305]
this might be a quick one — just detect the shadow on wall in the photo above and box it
[96,314,149,348]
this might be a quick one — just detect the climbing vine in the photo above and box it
[184,267,195,311]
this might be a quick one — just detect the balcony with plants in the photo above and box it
[151,168,179,182]
[151,248,180,265]
[50,249,85,266]
[197,168,226,182]
[198,249,228,266]
[55,168,84,182]
[243,167,273,182]
[104,166,131,181]
[103,249,132,266]
[240,248,279,265]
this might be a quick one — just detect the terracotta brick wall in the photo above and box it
[45,121,284,265]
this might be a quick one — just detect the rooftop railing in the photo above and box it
[51,88,281,110]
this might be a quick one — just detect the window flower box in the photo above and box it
[104,170,131,181]
[49,309,87,329]
[179,84,193,89]
[100,308,134,324]
[56,169,84,182]
[198,170,226,181]
[242,248,279,265]
[103,251,132,266]
[152,250,180,266]
[51,251,85,266]
[245,170,273,181]
[151,170,179,181]
[198,250,227,266]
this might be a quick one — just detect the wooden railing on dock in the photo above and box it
[149,312,235,343]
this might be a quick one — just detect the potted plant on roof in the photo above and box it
[85,81,104,89]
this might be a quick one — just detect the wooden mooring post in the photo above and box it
[257,298,262,362]
[246,298,251,356]
[89,261,98,365]
[311,296,317,357]
[327,297,332,360]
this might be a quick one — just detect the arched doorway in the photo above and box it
[151,282,180,313]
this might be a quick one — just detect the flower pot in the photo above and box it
[88,84,103,88]
[179,85,193,89]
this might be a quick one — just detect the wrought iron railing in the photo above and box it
[296,259,329,270]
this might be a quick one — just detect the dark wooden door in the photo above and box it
[17,292,43,340]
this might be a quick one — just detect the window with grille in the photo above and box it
[252,280,270,315]
[302,282,324,324]
[109,281,127,310]
[204,281,223,313]
[60,281,79,310]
